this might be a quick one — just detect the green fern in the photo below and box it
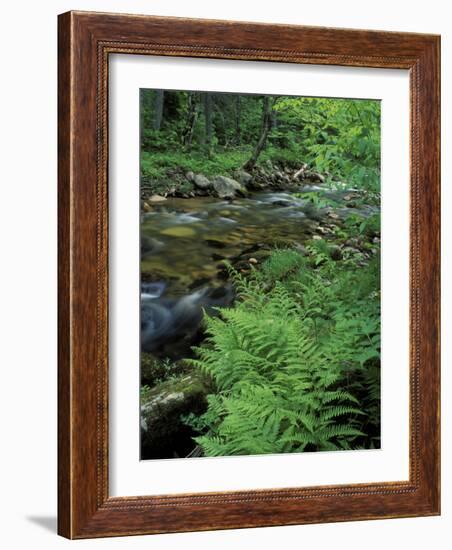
[183,246,381,457]
[184,248,380,456]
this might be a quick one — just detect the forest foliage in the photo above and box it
[140,89,380,191]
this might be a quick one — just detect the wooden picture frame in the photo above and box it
[58,10,440,539]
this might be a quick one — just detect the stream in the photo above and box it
[140,188,376,358]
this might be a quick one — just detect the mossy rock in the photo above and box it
[141,354,189,387]
[140,372,212,459]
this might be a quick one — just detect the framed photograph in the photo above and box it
[58,11,440,538]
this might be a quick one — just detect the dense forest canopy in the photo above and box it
[140,89,380,192]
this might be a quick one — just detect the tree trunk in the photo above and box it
[204,93,213,156]
[235,95,241,144]
[182,93,199,146]
[213,102,226,145]
[242,96,274,172]
[153,90,164,130]
[140,89,146,142]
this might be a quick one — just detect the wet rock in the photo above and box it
[141,373,211,459]
[272,199,293,207]
[235,170,253,187]
[212,253,226,261]
[188,277,211,290]
[211,176,245,199]
[160,226,196,237]
[205,239,227,248]
[193,174,211,190]
[186,171,195,182]
[148,194,167,203]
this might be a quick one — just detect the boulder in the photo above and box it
[140,372,211,459]
[211,176,245,199]
[193,173,211,189]
[148,194,167,203]
[235,170,253,187]
[185,171,195,182]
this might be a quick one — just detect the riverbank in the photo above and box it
[140,159,330,208]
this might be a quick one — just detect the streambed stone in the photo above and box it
[148,194,167,203]
[160,226,197,237]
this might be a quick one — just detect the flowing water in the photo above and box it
[142,191,321,293]
[140,189,375,357]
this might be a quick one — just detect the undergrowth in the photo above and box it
[184,246,381,456]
